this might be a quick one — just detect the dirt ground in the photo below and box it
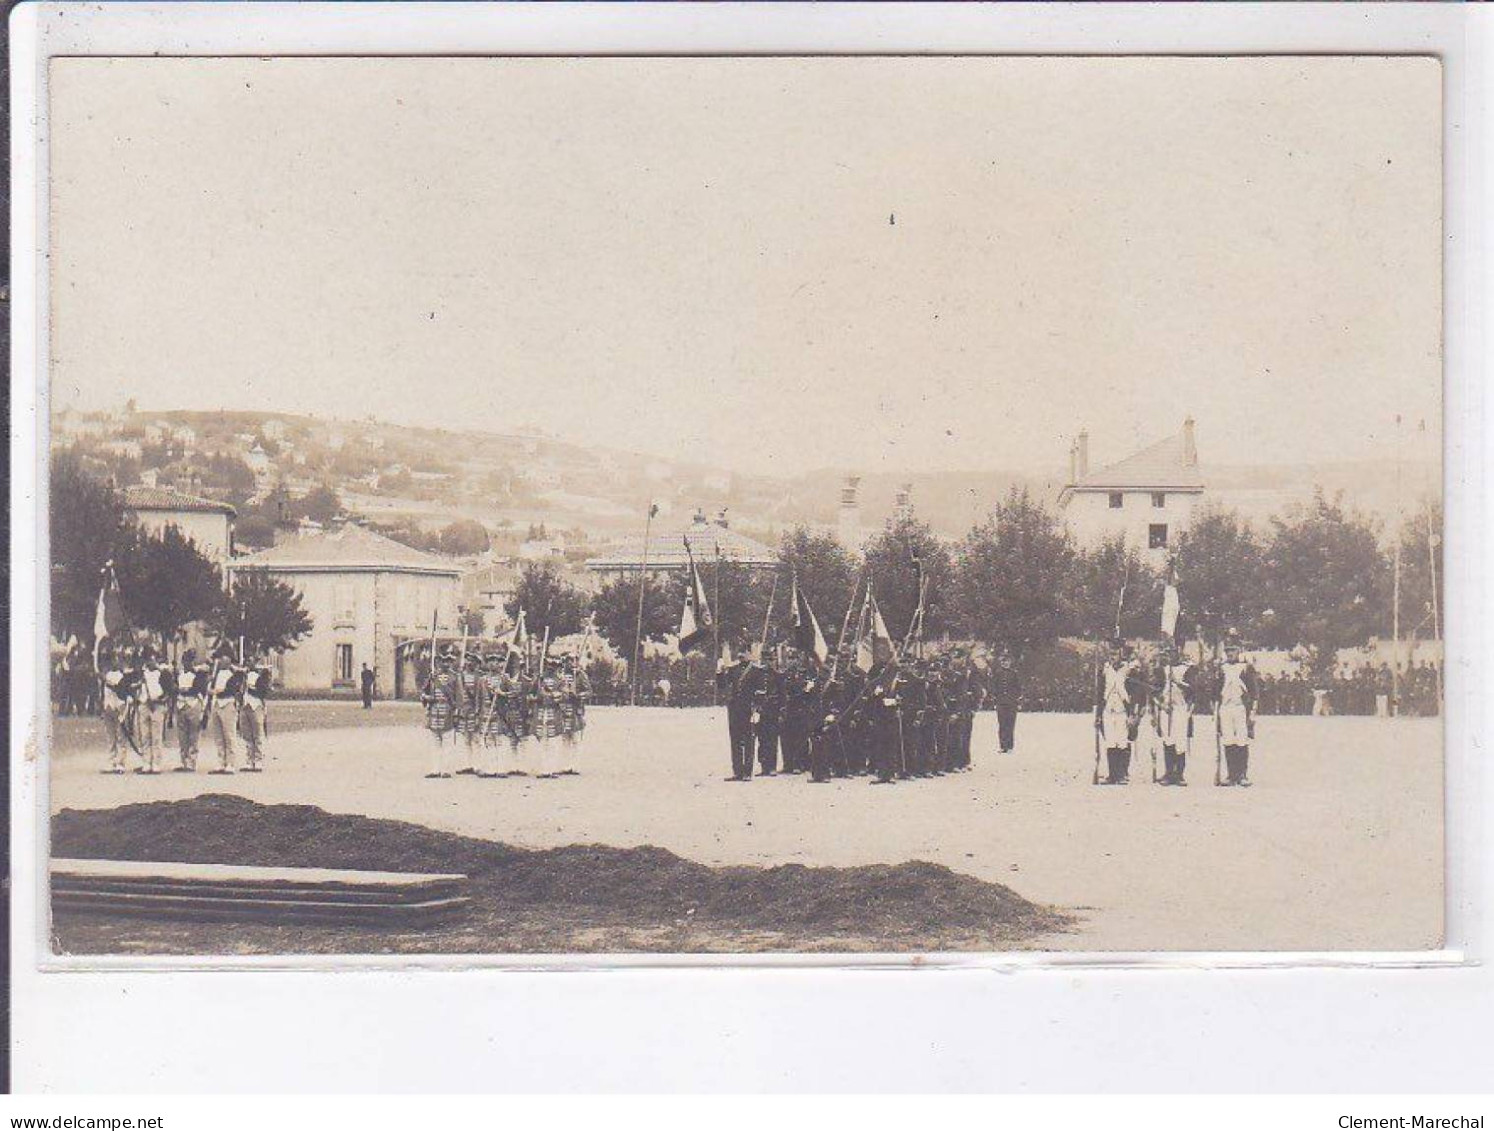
[47,704,1444,952]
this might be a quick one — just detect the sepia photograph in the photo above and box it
[42,53,1444,960]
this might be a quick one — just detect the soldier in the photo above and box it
[99,647,132,774]
[476,651,510,777]
[556,654,591,776]
[135,647,169,774]
[240,651,273,772]
[1095,640,1144,785]
[990,647,1022,756]
[780,652,816,776]
[1217,636,1260,787]
[717,647,761,781]
[454,650,483,775]
[205,643,244,775]
[1155,642,1197,786]
[533,655,566,779]
[420,645,461,779]
[867,662,903,785]
[956,650,985,770]
[754,654,785,777]
[904,661,931,777]
[173,650,207,772]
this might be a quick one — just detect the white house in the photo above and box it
[1058,418,1204,562]
[122,486,237,572]
[230,525,463,698]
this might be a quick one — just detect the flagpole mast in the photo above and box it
[828,572,861,683]
[760,570,780,652]
[629,504,655,707]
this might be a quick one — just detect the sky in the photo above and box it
[49,55,1442,477]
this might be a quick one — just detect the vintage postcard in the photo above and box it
[43,54,1443,959]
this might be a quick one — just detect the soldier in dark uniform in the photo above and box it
[867,663,903,785]
[901,663,928,777]
[991,647,1022,755]
[754,654,785,776]
[717,649,761,781]
[780,651,816,776]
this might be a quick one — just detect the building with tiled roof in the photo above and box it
[230,525,463,697]
[585,509,779,577]
[1058,418,1204,560]
[122,485,237,571]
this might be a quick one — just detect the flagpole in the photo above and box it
[760,570,780,652]
[828,572,861,682]
[629,504,655,707]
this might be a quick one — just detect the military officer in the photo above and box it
[1216,636,1260,787]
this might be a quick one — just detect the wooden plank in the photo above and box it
[52,858,465,889]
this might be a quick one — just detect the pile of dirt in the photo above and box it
[51,795,1071,954]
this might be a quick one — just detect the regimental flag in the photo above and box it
[678,540,714,654]
[1161,581,1181,639]
[92,561,127,669]
[506,609,529,654]
[868,594,896,666]
[790,576,829,664]
[853,588,874,673]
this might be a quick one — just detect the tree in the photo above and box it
[1171,505,1267,648]
[862,514,954,643]
[50,452,130,643]
[592,572,682,664]
[234,513,278,550]
[438,519,491,556]
[1260,491,1390,676]
[1396,500,1443,644]
[112,524,224,652]
[776,527,861,647]
[951,487,1074,649]
[291,484,342,526]
[1064,536,1159,641]
[457,607,487,637]
[505,560,589,639]
[211,569,314,657]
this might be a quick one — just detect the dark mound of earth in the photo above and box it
[51,795,1071,955]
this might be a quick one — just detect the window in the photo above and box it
[1152,492,1166,508]
[1149,523,1169,549]
[333,582,355,624]
[1108,492,1124,509]
[335,643,354,684]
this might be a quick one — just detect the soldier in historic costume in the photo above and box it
[1155,643,1197,786]
[420,645,462,779]
[454,650,484,776]
[531,655,567,779]
[475,651,510,777]
[1216,636,1260,787]
[239,651,273,772]
[99,648,132,774]
[173,650,207,772]
[205,643,245,775]
[556,654,591,776]
[990,647,1022,756]
[717,648,762,781]
[134,647,169,774]
[1094,640,1143,785]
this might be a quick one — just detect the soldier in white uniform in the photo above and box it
[1216,637,1260,787]
[420,646,462,778]
[137,648,169,774]
[240,653,272,772]
[1094,641,1144,785]
[174,651,206,772]
[205,644,244,775]
[100,651,131,774]
[1155,644,1197,786]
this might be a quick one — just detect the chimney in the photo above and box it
[838,476,862,547]
[1077,430,1090,479]
[715,507,729,529]
[1183,416,1198,467]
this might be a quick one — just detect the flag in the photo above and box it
[868,594,896,666]
[1161,582,1181,639]
[506,609,529,653]
[853,588,874,673]
[678,541,714,653]
[854,587,896,672]
[92,562,127,669]
[790,577,829,664]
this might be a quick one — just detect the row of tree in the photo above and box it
[511,488,1440,680]
[51,454,314,659]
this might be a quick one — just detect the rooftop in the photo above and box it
[121,486,237,517]
[1061,423,1205,500]
[586,514,778,572]
[231,524,463,577]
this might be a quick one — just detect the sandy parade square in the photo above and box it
[47,703,1443,954]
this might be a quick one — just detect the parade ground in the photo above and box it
[47,705,1443,953]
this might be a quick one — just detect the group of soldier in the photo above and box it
[97,641,273,776]
[715,643,1022,785]
[1093,634,1261,788]
[420,644,592,780]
